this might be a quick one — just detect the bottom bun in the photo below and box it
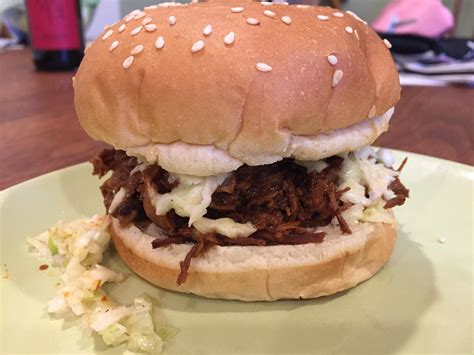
[109,216,397,301]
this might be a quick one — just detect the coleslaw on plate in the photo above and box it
[27,215,176,354]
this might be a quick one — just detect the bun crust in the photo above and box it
[109,217,397,301]
[75,2,400,164]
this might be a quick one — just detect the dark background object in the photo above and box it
[379,33,473,59]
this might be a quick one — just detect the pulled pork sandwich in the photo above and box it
[74,1,409,301]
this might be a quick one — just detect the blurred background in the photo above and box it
[1,0,473,38]
[1,0,473,85]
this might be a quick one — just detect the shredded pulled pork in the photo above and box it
[384,158,410,209]
[207,157,352,233]
[91,149,409,285]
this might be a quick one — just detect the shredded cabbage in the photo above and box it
[27,215,175,354]
[301,146,400,227]
[154,173,228,225]
[337,146,399,225]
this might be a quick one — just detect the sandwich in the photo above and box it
[73,1,409,301]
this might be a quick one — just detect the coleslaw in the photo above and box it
[27,215,176,354]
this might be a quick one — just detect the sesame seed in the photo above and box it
[109,40,119,52]
[346,10,358,18]
[155,36,165,49]
[264,10,276,18]
[345,26,353,34]
[134,12,146,20]
[317,15,329,21]
[346,10,366,24]
[281,16,292,25]
[102,29,113,40]
[224,32,235,45]
[368,105,376,118]
[145,24,157,32]
[296,4,309,8]
[131,44,144,55]
[246,18,260,25]
[261,1,272,5]
[383,39,392,49]
[142,17,152,25]
[282,2,289,5]
[332,69,344,87]
[231,7,243,13]
[354,29,360,40]
[203,24,212,36]
[118,24,126,33]
[104,24,111,31]
[256,63,272,72]
[144,5,158,10]
[327,54,337,66]
[122,56,134,69]
[333,12,344,18]
[125,9,140,23]
[131,26,143,36]
[168,16,177,26]
[191,40,205,53]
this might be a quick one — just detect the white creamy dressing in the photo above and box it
[294,160,329,173]
[124,145,399,238]
[193,217,256,238]
[108,187,126,213]
[150,173,257,238]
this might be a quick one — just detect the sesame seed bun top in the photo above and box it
[74,1,400,174]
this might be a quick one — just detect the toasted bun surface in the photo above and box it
[110,216,397,301]
[74,2,400,170]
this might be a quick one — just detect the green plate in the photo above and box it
[1,151,472,354]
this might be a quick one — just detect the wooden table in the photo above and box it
[1,49,473,190]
